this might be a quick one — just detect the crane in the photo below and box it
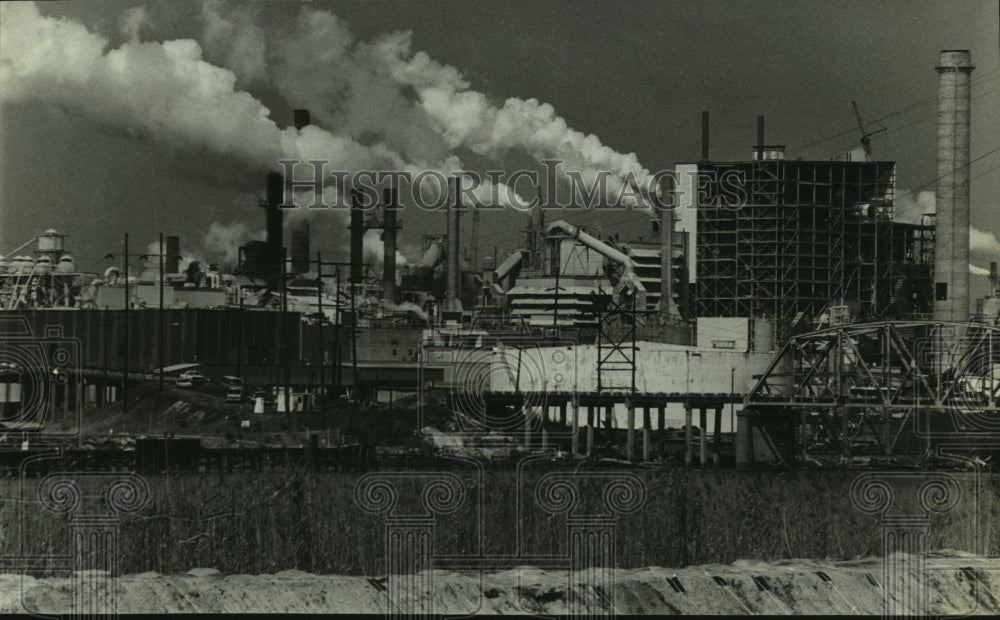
[852,100,887,162]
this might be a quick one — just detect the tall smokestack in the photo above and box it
[701,110,710,161]
[350,190,364,285]
[444,180,463,314]
[756,115,765,160]
[933,50,974,322]
[382,187,399,303]
[659,174,679,321]
[265,172,285,280]
[293,109,311,130]
[165,235,179,274]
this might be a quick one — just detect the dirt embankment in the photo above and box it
[2,551,998,614]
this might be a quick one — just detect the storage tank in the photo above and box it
[37,229,64,254]
[56,254,75,274]
[34,256,52,275]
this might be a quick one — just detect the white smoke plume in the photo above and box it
[896,189,1000,259]
[970,264,991,276]
[200,0,268,86]
[197,3,643,209]
[0,3,407,185]
[372,31,655,206]
[363,229,408,272]
[202,221,262,265]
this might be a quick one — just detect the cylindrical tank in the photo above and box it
[34,256,52,275]
[37,229,64,254]
[56,254,75,274]
[934,50,974,322]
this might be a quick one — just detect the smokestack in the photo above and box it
[382,187,398,303]
[290,223,310,273]
[444,180,463,314]
[165,235,179,274]
[701,110,710,161]
[350,190,364,285]
[264,172,285,280]
[659,175,679,322]
[756,115,765,160]
[991,262,998,297]
[293,109,311,130]
[933,50,974,322]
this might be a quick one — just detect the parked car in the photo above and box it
[175,378,193,388]
[225,387,243,403]
[179,370,205,384]
[221,375,244,389]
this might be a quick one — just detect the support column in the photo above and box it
[560,402,567,427]
[642,428,651,462]
[713,406,723,467]
[684,406,693,469]
[626,398,635,462]
[586,406,595,456]
[571,397,580,456]
[657,404,666,458]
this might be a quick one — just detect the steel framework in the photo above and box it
[696,160,933,341]
[742,321,1000,465]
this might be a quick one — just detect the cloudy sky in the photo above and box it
[1,0,998,298]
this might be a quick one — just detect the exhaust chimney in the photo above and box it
[701,110,710,161]
[293,109,311,130]
[991,262,998,297]
[756,115,765,160]
[933,50,974,322]
[264,172,285,281]
[659,174,680,321]
[349,190,365,285]
[165,235,180,274]
[382,187,399,303]
[443,179,464,314]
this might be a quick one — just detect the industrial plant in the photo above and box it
[0,49,996,472]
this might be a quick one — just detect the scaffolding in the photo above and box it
[696,160,933,340]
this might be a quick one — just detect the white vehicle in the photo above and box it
[225,387,243,403]
[221,375,244,389]
[179,370,205,384]
[175,378,193,388]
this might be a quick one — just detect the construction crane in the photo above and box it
[851,100,887,162]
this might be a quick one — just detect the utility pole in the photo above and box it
[123,233,129,417]
[351,277,359,402]
[158,233,164,412]
[282,247,291,419]
[309,257,354,401]
[317,251,324,400]
[333,268,341,395]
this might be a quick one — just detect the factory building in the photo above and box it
[675,115,934,350]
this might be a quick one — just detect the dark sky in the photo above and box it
[1,0,998,298]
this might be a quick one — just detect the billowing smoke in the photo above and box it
[373,31,655,206]
[0,2,407,187]
[363,229,408,275]
[142,240,199,277]
[197,3,644,208]
[970,227,1000,258]
[200,0,268,86]
[384,300,429,322]
[896,188,999,273]
[202,221,262,265]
